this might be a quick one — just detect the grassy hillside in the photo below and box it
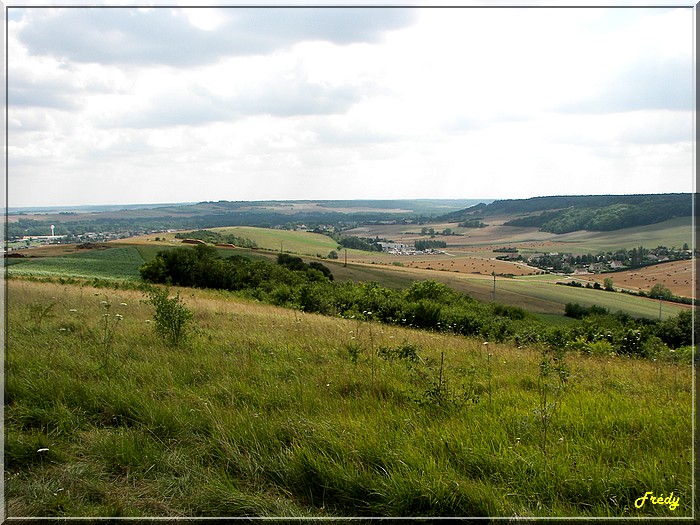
[554,217,693,253]
[5,279,693,518]
[210,226,339,256]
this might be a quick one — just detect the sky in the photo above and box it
[7,1,697,207]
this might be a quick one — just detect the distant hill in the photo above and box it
[441,193,693,234]
[8,199,487,239]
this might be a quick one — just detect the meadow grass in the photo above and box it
[4,278,693,518]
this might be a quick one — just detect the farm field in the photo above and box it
[350,217,693,255]
[4,246,146,282]
[572,260,693,298]
[397,255,538,277]
[5,279,693,518]
[117,227,361,259]
[210,226,339,256]
[333,261,691,319]
[487,276,691,320]
[10,227,692,320]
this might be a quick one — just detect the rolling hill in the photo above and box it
[442,193,693,233]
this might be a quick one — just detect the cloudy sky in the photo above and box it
[7,2,696,207]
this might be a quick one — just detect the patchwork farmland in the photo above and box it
[5,196,695,519]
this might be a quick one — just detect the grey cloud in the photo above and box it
[112,90,232,128]
[106,77,368,128]
[553,56,693,114]
[17,7,417,66]
[9,56,126,112]
[9,75,81,110]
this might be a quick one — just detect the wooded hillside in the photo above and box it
[443,194,692,233]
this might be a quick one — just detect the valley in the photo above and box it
[4,194,695,518]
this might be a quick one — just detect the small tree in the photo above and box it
[145,288,193,348]
[650,284,673,301]
[603,277,614,292]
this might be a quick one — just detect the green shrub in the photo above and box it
[586,339,615,357]
[377,341,420,363]
[144,288,194,348]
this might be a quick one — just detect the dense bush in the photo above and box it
[278,254,334,281]
[564,303,609,319]
[139,247,692,360]
[335,236,384,252]
[415,240,447,251]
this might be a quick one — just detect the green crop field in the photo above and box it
[446,273,689,319]
[5,247,146,282]
[211,226,341,257]
[4,279,693,518]
[489,277,689,319]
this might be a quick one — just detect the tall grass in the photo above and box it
[5,279,693,518]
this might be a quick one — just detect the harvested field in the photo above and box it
[570,260,693,298]
[400,256,538,276]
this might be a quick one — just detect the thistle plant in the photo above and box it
[96,295,123,377]
[535,345,569,459]
[27,300,56,329]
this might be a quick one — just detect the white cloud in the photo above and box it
[7,5,695,207]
